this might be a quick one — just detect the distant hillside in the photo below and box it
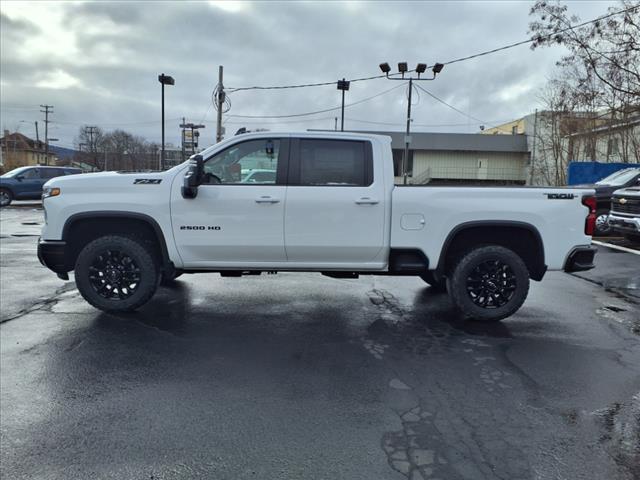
[50,145,78,160]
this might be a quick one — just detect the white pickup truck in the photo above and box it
[38,132,597,321]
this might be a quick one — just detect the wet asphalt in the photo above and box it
[1,205,639,480]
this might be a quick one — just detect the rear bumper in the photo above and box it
[608,213,640,234]
[564,246,597,273]
[38,239,69,275]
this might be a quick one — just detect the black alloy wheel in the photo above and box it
[465,259,517,309]
[89,249,142,300]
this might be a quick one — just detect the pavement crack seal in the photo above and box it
[0,283,77,324]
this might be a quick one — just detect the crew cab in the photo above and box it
[38,132,597,321]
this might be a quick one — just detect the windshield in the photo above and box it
[596,168,640,186]
[0,167,30,178]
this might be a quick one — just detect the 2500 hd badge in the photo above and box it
[180,225,221,231]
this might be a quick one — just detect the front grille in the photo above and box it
[611,197,640,215]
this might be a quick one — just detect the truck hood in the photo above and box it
[612,186,640,197]
[45,170,174,190]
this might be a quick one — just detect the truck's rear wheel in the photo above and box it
[447,245,529,322]
[74,235,159,312]
[419,270,447,292]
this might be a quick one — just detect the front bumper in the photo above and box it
[564,246,597,273]
[608,212,640,234]
[38,239,69,278]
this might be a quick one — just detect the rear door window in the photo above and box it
[293,139,372,186]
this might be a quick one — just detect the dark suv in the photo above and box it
[0,166,82,207]
[575,167,640,235]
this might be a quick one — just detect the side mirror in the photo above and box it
[182,155,204,199]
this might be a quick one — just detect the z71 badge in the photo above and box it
[545,193,575,200]
[134,179,162,184]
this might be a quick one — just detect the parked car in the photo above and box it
[574,167,640,235]
[608,186,640,242]
[241,169,277,183]
[38,132,596,322]
[0,166,82,207]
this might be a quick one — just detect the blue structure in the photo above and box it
[567,162,638,185]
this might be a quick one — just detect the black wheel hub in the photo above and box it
[88,249,141,300]
[466,259,517,309]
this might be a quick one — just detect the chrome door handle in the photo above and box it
[355,197,379,205]
[255,196,280,204]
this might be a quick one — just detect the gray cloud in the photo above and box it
[0,0,615,149]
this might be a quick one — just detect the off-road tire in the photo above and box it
[0,188,13,207]
[447,245,530,322]
[419,270,447,292]
[75,235,159,312]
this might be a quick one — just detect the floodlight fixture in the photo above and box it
[432,63,444,75]
[379,62,391,74]
[398,62,408,74]
[158,73,175,85]
[415,63,427,74]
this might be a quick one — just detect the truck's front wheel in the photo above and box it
[75,235,159,312]
[447,245,529,322]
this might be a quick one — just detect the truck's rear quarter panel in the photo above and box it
[391,186,594,270]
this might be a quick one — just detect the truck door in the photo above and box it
[284,138,385,265]
[171,138,289,267]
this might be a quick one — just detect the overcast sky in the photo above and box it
[0,0,616,150]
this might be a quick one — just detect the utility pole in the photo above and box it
[40,105,53,166]
[403,77,413,187]
[35,121,39,143]
[85,126,99,169]
[216,65,224,143]
[334,117,338,131]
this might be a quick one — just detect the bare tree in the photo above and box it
[529,0,640,99]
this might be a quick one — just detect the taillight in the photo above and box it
[582,195,597,236]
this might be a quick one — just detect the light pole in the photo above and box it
[158,73,175,170]
[336,78,350,132]
[379,61,444,185]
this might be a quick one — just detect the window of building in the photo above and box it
[392,149,414,177]
[298,139,371,186]
[607,138,619,156]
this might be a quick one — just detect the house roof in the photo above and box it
[0,132,49,153]
[320,130,530,153]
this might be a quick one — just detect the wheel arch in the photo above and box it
[62,211,171,272]
[435,221,547,281]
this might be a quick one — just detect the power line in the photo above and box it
[225,4,639,92]
[413,84,486,124]
[226,83,404,119]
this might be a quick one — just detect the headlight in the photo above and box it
[42,187,61,199]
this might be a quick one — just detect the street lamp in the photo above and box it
[379,61,444,185]
[158,73,175,170]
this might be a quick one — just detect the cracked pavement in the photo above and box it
[1,206,639,479]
